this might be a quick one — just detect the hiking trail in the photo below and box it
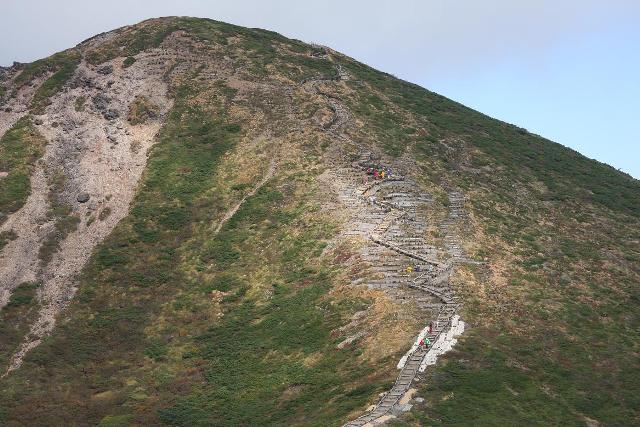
[214,157,276,234]
[305,52,469,425]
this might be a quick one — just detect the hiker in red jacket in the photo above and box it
[428,321,433,334]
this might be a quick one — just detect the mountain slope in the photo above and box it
[0,17,638,426]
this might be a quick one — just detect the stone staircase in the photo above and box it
[303,59,467,425]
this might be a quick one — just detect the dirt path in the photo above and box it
[214,157,276,234]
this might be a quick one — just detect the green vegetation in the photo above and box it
[14,49,78,87]
[0,230,17,251]
[74,96,86,112]
[6,282,39,308]
[0,282,40,368]
[37,170,81,265]
[30,50,80,114]
[337,40,640,427]
[127,95,159,125]
[123,56,136,68]
[0,116,47,221]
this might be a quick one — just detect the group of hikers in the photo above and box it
[362,164,394,184]
[419,322,435,350]
[405,264,423,274]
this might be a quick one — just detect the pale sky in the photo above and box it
[1,0,638,178]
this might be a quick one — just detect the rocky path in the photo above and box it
[304,55,468,425]
[343,171,464,426]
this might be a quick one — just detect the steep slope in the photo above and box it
[0,17,638,426]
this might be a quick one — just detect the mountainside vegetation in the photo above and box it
[0,17,638,426]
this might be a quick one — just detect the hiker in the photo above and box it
[406,265,413,274]
[424,337,431,349]
[380,170,386,179]
[415,265,421,273]
[373,170,379,179]
[428,321,433,334]
[419,339,424,348]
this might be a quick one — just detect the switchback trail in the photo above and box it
[305,52,468,425]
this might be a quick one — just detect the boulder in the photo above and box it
[77,192,90,203]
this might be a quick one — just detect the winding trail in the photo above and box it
[303,53,468,425]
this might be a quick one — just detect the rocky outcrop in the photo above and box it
[0,47,173,373]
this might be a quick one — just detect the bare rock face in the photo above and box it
[0,43,173,373]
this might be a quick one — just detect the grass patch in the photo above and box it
[0,230,17,251]
[29,50,81,114]
[157,183,383,426]
[0,282,40,368]
[0,116,47,222]
[38,170,81,266]
[74,96,86,112]
[14,49,79,88]
[127,95,159,125]
[123,56,136,68]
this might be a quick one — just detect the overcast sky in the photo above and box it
[2,0,638,178]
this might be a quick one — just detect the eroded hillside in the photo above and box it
[0,17,638,426]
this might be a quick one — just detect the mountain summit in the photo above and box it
[0,17,638,426]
